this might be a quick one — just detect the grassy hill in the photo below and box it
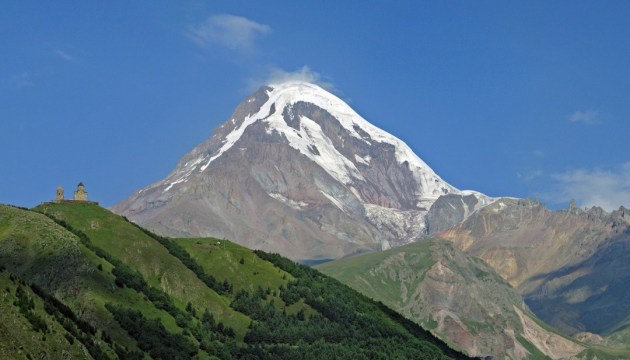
[0,202,473,359]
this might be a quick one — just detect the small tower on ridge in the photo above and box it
[55,185,64,202]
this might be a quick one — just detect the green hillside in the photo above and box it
[0,202,473,359]
[0,270,99,359]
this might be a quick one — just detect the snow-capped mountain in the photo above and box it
[113,82,493,261]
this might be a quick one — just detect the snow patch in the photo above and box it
[381,240,391,251]
[200,112,259,172]
[460,197,470,219]
[262,82,458,198]
[179,81,495,215]
[164,176,187,192]
[268,193,309,210]
[163,158,203,192]
[354,154,371,165]
[492,201,508,213]
[320,190,347,211]
[196,82,366,185]
[364,204,427,241]
[196,81,453,192]
[349,186,363,200]
[286,116,364,183]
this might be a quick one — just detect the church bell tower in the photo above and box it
[55,185,64,202]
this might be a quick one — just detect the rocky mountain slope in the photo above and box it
[437,199,630,339]
[0,202,472,359]
[110,80,630,355]
[113,82,493,262]
[317,239,588,359]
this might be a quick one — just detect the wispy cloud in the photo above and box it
[246,66,337,93]
[9,72,36,88]
[187,14,271,53]
[547,163,630,211]
[568,109,601,125]
[266,66,336,89]
[532,150,545,158]
[54,49,78,63]
[517,169,543,183]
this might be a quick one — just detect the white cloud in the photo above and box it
[187,14,271,53]
[54,49,77,63]
[568,110,601,125]
[267,66,336,89]
[548,163,630,211]
[532,150,545,158]
[10,72,35,88]
[517,169,543,183]
[246,66,337,93]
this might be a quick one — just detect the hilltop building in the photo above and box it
[54,183,97,204]
[56,185,64,202]
[74,182,88,201]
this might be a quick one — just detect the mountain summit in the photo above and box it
[114,82,493,261]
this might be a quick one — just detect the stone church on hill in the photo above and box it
[55,182,93,203]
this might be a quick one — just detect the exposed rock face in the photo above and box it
[113,82,492,261]
[425,194,480,236]
[438,199,630,336]
[316,239,585,359]
[513,306,585,360]
[526,225,630,335]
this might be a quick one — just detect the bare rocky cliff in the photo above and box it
[437,198,630,337]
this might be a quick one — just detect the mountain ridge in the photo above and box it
[110,81,630,357]
[437,198,630,338]
[114,81,493,261]
[316,238,588,359]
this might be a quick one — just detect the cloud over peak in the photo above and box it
[266,66,335,89]
[187,14,271,53]
[245,66,338,94]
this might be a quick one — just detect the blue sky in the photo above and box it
[2,1,629,210]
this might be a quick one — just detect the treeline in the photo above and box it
[240,338,453,360]
[110,263,192,327]
[46,217,194,328]
[231,287,277,321]
[126,218,233,295]
[189,249,470,359]
[230,282,455,359]
[253,250,473,360]
[3,267,141,360]
[30,282,132,360]
[13,281,48,333]
[43,212,239,359]
[106,301,239,360]
[106,304,197,359]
